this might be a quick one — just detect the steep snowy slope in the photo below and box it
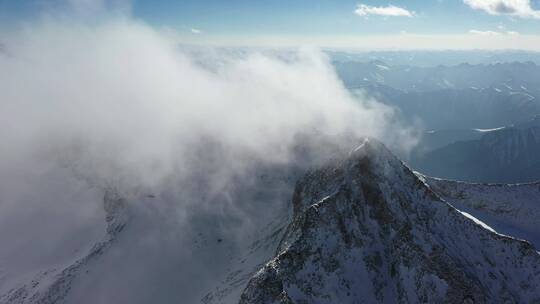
[0,174,292,304]
[0,189,129,304]
[202,213,289,304]
[240,139,540,304]
[421,175,540,250]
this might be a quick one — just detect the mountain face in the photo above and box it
[240,139,540,304]
[411,129,485,157]
[412,125,540,183]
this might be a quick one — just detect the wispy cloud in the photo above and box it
[191,28,202,34]
[469,29,520,35]
[464,0,540,19]
[469,29,502,35]
[354,4,414,17]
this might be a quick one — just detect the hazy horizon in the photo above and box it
[2,0,540,50]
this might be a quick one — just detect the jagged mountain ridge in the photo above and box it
[240,139,540,304]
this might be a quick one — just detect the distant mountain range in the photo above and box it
[336,61,540,130]
[328,50,540,67]
[411,116,540,183]
[335,60,540,92]
[362,84,538,130]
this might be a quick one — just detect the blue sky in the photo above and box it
[131,0,538,35]
[1,0,540,49]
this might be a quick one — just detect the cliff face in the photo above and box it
[240,139,540,304]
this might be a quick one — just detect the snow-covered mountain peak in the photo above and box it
[349,137,397,165]
[241,140,540,304]
[290,138,417,220]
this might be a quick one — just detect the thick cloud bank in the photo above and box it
[0,18,415,303]
[0,18,415,194]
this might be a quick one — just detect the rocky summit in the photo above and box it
[239,139,540,304]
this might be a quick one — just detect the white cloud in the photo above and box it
[190,28,202,34]
[469,29,520,35]
[464,0,540,19]
[354,4,414,17]
[469,29,502,35]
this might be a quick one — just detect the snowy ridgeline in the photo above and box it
[239,140,540,304]
[2,139,540,304]
[419,174,540,250]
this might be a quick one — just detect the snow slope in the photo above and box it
[421,175,540,249]
[0,189,129,304]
